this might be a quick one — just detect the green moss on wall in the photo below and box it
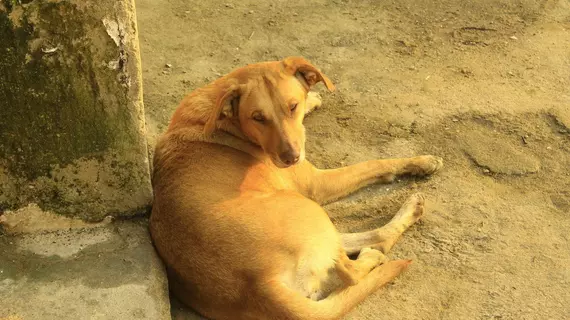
[0,0,151,219]
[0,2,138,180]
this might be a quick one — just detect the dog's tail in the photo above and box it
[260,259,411,320]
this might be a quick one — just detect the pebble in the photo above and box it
[510,35,518,40]
[165,63,172,68]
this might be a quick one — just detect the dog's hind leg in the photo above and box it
[335,248,388,286]
[312,247,389,301]
[342,193,425,255]
[259,259,411,320]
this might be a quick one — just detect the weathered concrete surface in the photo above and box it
[459,128,541,175]
[0,220,170,320]
[0,0,152,220]
[549,106,570,133]
[0,203,114,234]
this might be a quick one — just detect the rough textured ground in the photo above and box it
[136,0,570,319]
[0,220,170,320]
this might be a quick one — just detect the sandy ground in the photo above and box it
[135,0,570,319]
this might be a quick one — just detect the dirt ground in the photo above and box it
[135,0,570,319]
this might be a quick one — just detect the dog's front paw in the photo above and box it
[406,155,443,176]
[305,91,323,115]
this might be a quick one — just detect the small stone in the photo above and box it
[161,70,168,75]
[510,35,518,40]
[225,3,234,8]
[248,10,254,14]
[483,168,490,174]
[546,146,552,150]
[165,63,172,68]
[452,118,459,122]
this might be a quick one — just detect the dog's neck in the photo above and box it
[166,125,268,164]
[165,82,269,163]
[168,82,225,131]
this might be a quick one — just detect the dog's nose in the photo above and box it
[279,149,300,166]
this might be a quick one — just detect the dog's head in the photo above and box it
[204,57,335,168]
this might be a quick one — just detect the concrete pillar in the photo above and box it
[0,0,152,221]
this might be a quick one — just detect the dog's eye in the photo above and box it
[252,113,265,123]
[290,103,298,112]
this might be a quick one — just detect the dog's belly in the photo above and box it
[151,147,345,311]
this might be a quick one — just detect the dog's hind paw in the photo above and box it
[402,193,425,219]
[358,248,388,266]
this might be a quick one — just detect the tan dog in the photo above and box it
[150,57,443,320]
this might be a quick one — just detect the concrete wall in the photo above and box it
[0,0,152,221]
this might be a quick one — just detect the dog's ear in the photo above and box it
[282,56,335,92]
[204,83,241,136]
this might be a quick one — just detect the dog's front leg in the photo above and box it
[304,155,442,204]
[304,92,322,116]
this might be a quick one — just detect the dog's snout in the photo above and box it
[279,149,300,166]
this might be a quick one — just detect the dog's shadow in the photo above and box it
[170,294,206,320]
